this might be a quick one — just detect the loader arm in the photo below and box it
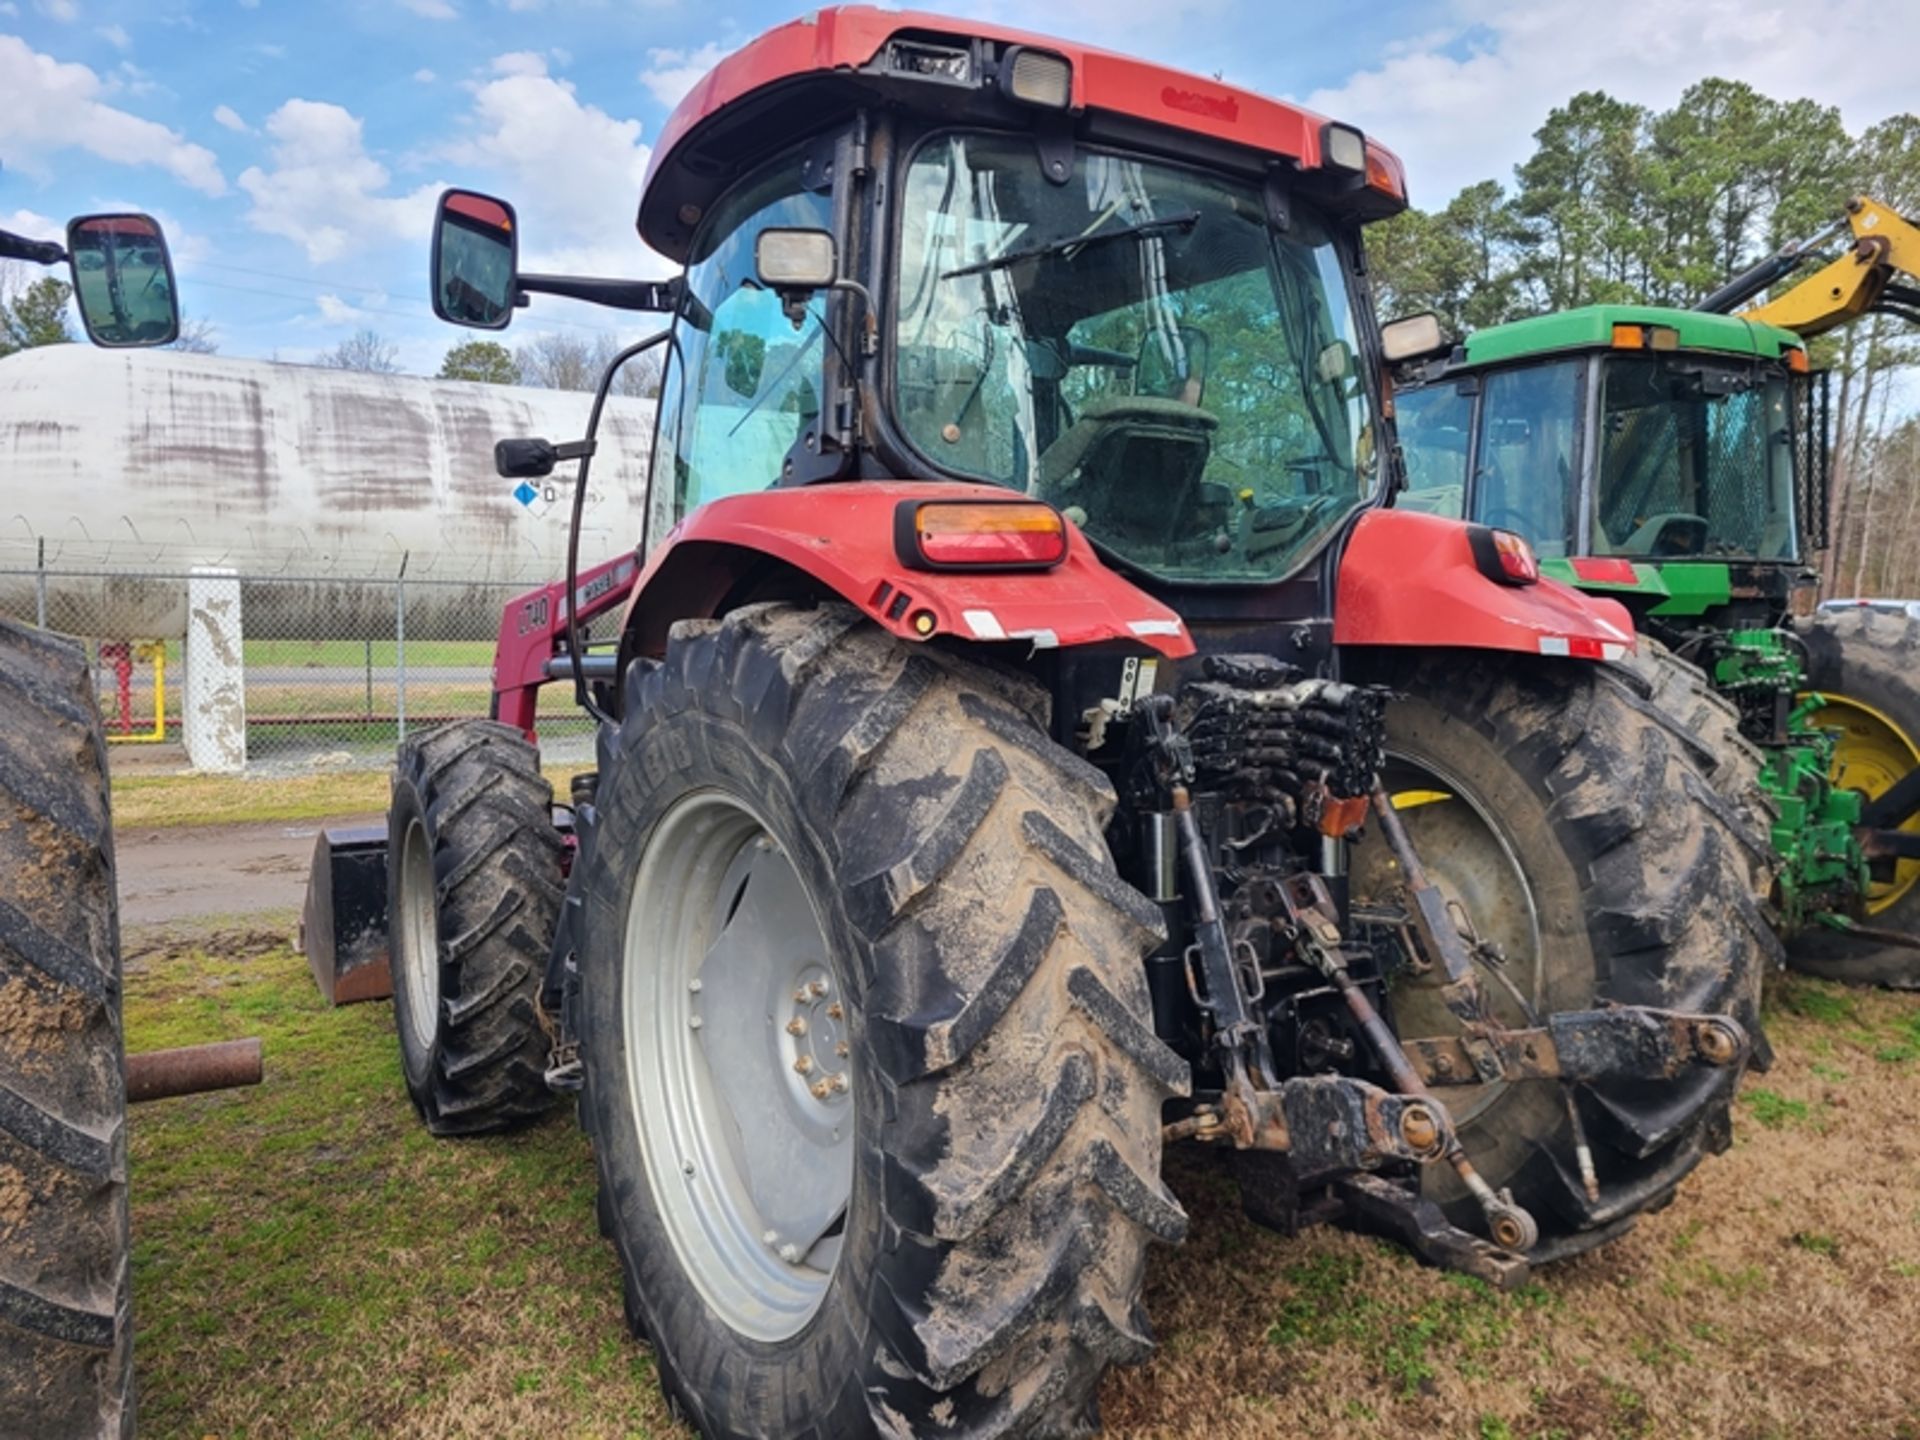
[1704,196,1920,338]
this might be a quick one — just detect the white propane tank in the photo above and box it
[0,345,660,639]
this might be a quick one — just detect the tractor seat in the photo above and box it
[1039,395,1218,540]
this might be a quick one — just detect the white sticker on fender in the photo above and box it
[962,609,1006,640]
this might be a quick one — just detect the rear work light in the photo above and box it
[1003,47,1071,108]
[1321,122,1367,174]
[896,499,1069,571]
[1469,525,1540,586]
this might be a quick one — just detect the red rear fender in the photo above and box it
[1334,509,1636,660]
[621,483,1197,660]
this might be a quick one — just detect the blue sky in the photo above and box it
[2,0,1908,372]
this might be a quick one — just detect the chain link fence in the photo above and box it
[0,561,600,773]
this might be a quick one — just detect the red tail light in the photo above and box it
[898,500,1069,570]
[1468,525,1540,586]
[1569,556,1640,585]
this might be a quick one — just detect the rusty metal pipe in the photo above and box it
[126,1038,263,1103]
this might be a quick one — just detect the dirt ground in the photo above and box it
[120,917,1920,1440]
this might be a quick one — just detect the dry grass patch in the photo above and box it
[126,930,1920,1438]
[111,763,591,830]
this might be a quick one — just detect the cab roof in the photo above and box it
[1458,304,1805,368]
[638,5,1406,261]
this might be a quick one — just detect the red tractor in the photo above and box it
[329,11,1773,1434]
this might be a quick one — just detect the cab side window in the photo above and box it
[1471,362,1580,556]
[649,155,834,542]
[1393,383,1471,518]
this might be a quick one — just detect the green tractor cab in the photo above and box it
[1393,302,1920,980]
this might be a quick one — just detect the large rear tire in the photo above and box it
[0,620,131,1439]
[387,719,565,1135]
[1350,649,1778,1260]
[1791,608,1920,988]
[573,604,1188,1439]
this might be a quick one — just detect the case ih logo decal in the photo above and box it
[575,557,637,612]
[1161,86,1237,123]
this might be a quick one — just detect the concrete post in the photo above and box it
[184,567,247,773]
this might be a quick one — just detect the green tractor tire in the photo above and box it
[1791,608,1920,988]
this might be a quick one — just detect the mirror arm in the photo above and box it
[516,272,682,313]
[0,230,67,267]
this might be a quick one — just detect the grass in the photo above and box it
[124,934,1920,1439]
[125,924,675,1439]
[109,757,591,830]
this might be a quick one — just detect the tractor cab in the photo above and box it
[429,8,1438,664]
[1393,304,1823,631]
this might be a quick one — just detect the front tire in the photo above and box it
[574,605,1188,1439]
[1791,608,1920,987]
[1350,649,1778,1259]
[387,719,564,1135]
[0,621,131,1438]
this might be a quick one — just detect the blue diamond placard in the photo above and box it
[512,481,539,507]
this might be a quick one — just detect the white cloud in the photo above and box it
[95,22,129,49]
[1305,0,1915,209]
[0,3,21,17]
[398,0,457,17]
[238,99,440,262]
[638,41,727,109]
[443,53,660,275]
[36,0,78,20]
[212,103,249,133]
[313,291,389,326]
[413,67,436,83]
[490,51,547,77]
[0,35,226,194]
[0,207,58,241]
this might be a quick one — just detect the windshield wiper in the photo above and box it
[941,210,1201,280]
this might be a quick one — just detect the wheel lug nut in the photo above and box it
[793,988,810,1004]
[835,1041,849,1058]
[688,1016,703,1030]
[786,1017,808,1037]
[777,1243,802,1264]
[829,1073,848,1094]
[809,979,829,998]
[688,978,703,993]
[793,1056,814,1075]
[810,1078,832,1100]
[826,1002,844,1021]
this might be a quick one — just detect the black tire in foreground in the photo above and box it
[573,604,1189,1439]
[0,620,130,1439]
[1350,648,1779,1261]
[387,719,565,1135]
[1792,607,1920,988]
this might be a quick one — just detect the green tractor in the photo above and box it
[1391,303,1919,984]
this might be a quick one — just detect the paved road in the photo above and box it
[117,814,380,926]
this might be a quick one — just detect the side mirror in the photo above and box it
[755,227,836,325]
[496,437,558,479]
[433,189,519,329]
[66,214,179,348]
[1380,312,1450,364]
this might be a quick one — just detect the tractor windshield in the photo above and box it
[1594,356,1796,561]
[893,133,1376,583]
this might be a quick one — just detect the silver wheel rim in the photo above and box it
[623,789,851,1341]
[396,815,440,1056]
[1365,751,1544,1126]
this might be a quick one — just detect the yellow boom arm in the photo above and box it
[1735,196,1920,338]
